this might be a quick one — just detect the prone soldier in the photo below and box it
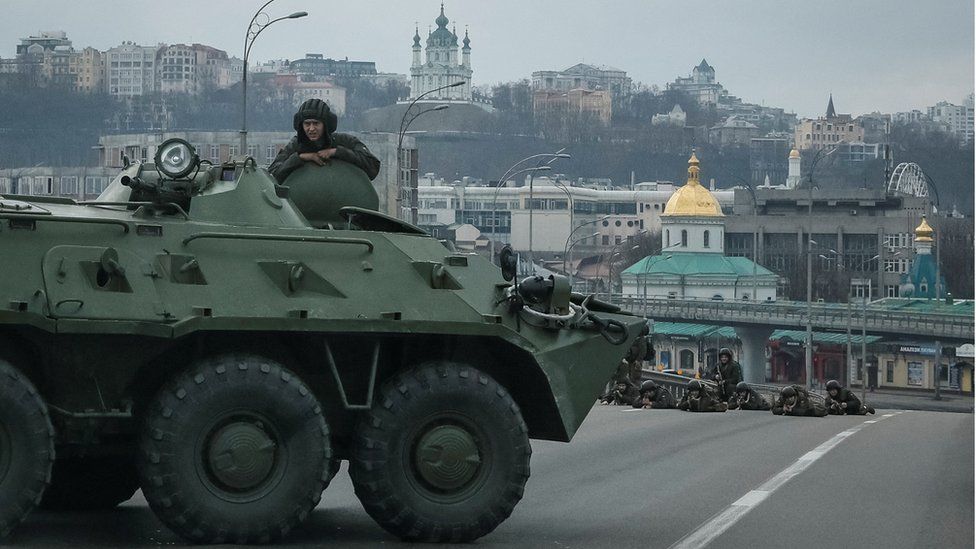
[728,381,771,411]
[677,379,728,412]
[825,379,876,415]
[707,348,743,402]
[632,380,677,409]
[771,385,827,417]
[600,381,639,406]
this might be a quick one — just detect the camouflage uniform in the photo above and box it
[632,381,677,409]
[707,348,743,402]
[729,383,771,411]
[825,383,875,415]
[600,381,638,406]
[771,385,827,417]
[677,380,728,412]
[268,98,380,183]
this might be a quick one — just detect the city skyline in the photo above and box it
[1,0,973,117]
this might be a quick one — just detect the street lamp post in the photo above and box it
[567,232,599,291]
[396,81,464,223]
[396,104,449,221]
[562,215,610,285]
[241,1,307,153]
[488,165,552,265]
[489,151,570,263]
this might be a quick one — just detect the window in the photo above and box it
[211,145,220,162]
[703,230,710,248]
[886,361,894,383]
[247,145,257,158]
[60,176,78,196]
[266,145,276,162]
[681,230,688,247]
[665,230,670,247]
[614,235,622,245]
[679,350,695,372]
[907,361,923,386]
[602,235,609,245]
[885,285,898,298]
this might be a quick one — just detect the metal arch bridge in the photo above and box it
[613,297,974,344]
[887,162,929,198]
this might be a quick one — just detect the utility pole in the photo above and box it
[934,340,943,400]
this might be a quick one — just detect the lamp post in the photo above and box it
[801,147,837,390]
[567,232,599,292]
[640,242,681,316]
[396,104,449,221]
[605,232,646,301]
[562,215,610,285]
[397,82,463,222]
[728,177,760,301]
[489,151,570,263]
[240,1,307,153]
[487,165,552,265]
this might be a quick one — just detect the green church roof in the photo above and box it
[621,253,778,279]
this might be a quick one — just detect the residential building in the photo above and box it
[620,153,778,302]
[927,99,974,144]
[105,41,160,97]
[531,63,632,97]
[273,74,347,115]
[794,95,865,151]
[73,47,104,93]
[409,5,473,101]
[667,59,724,106]
[0,166,119,200]
[16,31,71,55]
[533,88,612,126]
[289,54,376,78]
[157,44,197,94]
[708,116,760,147]
[652,104,686,127]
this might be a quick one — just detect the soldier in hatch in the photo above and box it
[728,381,771,411]
[268,98,380,183]
[771,385,828,417]
[632,380,677,409]
[824,379,876,415]
[677,379,728,412]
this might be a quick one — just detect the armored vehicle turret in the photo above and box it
[0,139,644,543]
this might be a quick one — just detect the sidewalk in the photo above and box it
[856,388,974,413]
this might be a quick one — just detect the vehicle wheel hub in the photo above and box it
[206,420,277,492]
[414,424,481,492]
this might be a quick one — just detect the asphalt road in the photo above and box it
[13,406,973,549]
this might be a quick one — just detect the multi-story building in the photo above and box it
[73,47,104,93]
[927,99,974,144]
[0,166,118,200]
[531,63,632,98]
[409,5,472,101]
[273,74,346,114]
[667,59,724,106]
[105,41,160,97]
[652,104,686,127]
[16,31,72,55]
[793,95,865,151]
[289,54,376,78]
[708,116,760,147]
[533,88,612,127]
[157,44,197,94]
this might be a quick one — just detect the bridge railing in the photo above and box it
[613,297,974,340]
[641,370,826,406]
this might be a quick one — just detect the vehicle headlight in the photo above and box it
[154,138,198,179]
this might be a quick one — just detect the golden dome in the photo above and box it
[789,148,800,159]
[663,152,724,217]
[914,216,934,242]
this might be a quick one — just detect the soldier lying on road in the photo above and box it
[728,381,771,411]
[771,385,827,417]
[825,379,876,415]
[632,380,677,409]
[600,381,639,406]
[677,379,728,412]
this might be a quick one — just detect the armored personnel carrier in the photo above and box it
[0,139,644,543]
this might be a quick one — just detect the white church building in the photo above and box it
[409,4,473,102]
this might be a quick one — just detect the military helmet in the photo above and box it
[293,98,338,135]
[687,379,705,391]
[781,386,797,398]
[640,380,658,393]
[826,379,841,391]
[735,381,749,393]
[718,347,734,359]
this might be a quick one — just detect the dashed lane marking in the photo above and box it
[669,411,903,549]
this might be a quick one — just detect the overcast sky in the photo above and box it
[3,0,973,117]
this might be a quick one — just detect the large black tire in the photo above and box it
[350,362,531,542]
[40,456,139,511]
[0,358,54,538]
[138,355,331,544]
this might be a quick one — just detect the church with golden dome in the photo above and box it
[621,152,779,301]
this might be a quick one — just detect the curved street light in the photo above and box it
[396,81,463,222]
[488,152,569,263]
[604,231,646,301]
[486,165,553,264]
[562,215,610,282]
[566,232,599,290]
[240,1,308,152]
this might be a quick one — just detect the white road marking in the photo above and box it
[622,408,642,412]
[669,413,899,549]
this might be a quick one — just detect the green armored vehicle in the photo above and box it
[0,139,644,543]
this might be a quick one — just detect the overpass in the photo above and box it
[611,296,975,382]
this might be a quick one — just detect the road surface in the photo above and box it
[14,406,973,548]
